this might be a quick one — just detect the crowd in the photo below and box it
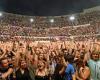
[0,9,100,80]
[0,40,100,80]
[0,11,100,27]
[0,11,99,39]
[0,22,100,39]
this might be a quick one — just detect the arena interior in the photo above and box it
[0,5,100,80]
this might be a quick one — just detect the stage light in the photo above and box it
[0,12,3,17]
[50,19,54,23]
[69,16,75,21]
[30,18,34,22]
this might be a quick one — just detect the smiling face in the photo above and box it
[91,53,99,61]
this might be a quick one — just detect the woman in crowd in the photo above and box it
[35,60,49,80]
[85,50,100,80]
[76,59,90,80]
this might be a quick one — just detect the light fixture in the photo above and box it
[0,12,3,17]
[69,16,75,21]
[30,18,34,22]
[50,19,54,23]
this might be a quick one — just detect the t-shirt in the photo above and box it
[87,59,100,80]
[64,64,75,80]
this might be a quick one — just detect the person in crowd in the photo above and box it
[26,47,35,80]
[74,50,81,62]
[76,59,90,80]
[0,57,13,80]
[85,50,100,80]
[53,55,64,80]
[16,59,32,80]
[35,60,49,80]
[59,54,76,80]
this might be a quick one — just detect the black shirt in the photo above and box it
[54,64,64,80]
[35,75,49,80]
[16,68,32,80]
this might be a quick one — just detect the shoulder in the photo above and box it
[87,59,94,64]
[68,64,74,69]
[66,64,75,74]
[16,68,20,71]
[65,64,74,71]
[97,60,100,63]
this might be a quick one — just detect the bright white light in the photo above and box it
[69,16,75,21]
[50,19,54,23]
[0,12,3,17]
[30,18,34,22]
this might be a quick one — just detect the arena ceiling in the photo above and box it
[0,0,100,16]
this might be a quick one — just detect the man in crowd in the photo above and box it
[0,57,13,80]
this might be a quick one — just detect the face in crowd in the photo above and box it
[38,54,44,60]
[1,58,9,68]
[38,61,45,70]
[75,50,81,59]
[91,52,100,61]
[20,60,27,69]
